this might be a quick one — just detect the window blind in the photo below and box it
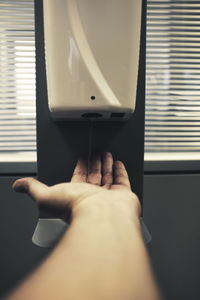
[145,0,200,160]
[0,0,36,161]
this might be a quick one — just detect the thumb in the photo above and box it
[13,178,72,219]
[13,177,49,203]
[12,178,87,214]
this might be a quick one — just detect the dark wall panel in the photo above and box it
[0,177,49,298]
[144,174,200,300]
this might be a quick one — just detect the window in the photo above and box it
[0,0,36,164]
[145,0,200,162]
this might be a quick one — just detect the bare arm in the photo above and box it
[6,153,161,300]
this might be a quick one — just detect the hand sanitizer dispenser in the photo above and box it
[43,0,142,120]
[33,0,150,248]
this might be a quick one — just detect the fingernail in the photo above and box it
[13,181,27,193]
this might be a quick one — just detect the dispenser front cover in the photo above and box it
[43,0,142,120]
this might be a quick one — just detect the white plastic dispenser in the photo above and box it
[43,0,142,120]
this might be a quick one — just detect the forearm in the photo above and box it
[7,206,161,300]
[63,211,161,300]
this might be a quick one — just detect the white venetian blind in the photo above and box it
[145,0,200,161]
[0,0,36,162]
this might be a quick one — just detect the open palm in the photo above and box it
[13,152,141,222]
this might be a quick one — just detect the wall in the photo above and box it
[0,174,200,300]
[143,174,200,300]
[0,176,49,298]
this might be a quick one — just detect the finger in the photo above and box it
[102,152,113,189]
[71,158,87,182]
[113,161,131,189]
[13,177,49,202]
[87,154,102,185]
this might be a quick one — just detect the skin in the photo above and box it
[6,152,162,300]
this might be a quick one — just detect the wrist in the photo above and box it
[71,195,141,230]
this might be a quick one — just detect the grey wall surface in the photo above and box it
[0,174,200,300]
[143,174,200,300]
[0,176,50,298]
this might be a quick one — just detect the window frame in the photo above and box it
[144,160,200,173]
[0,162,37,174]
